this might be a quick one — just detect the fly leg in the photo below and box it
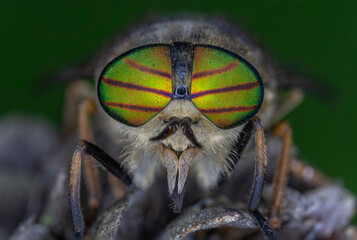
[63,80,102,234]
[290,158,329,187]
[74,140,132,185]
[247,117,277,240]
[267,122,330,229]
[66,78,132,239]
[225,117,276,239]
[70,139,132,239]
[62,80,94,135]
[78,99,102,222]
[69,98,100,239]
[267,122,292,229]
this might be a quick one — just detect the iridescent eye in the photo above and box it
[98,45,172,127]
[191,45,264,129]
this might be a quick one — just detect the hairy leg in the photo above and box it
[247,117,277,240]
[68,98,100,239]
[69,139,132,239]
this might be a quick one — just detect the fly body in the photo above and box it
[68,17,335,240]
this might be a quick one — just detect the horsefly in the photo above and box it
[66,17,356,240]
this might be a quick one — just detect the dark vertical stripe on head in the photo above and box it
[170,42,194,99]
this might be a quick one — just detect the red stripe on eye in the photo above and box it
[104,101,163,112]
[200,105,257,114]
[191,82,259,99]
[102,78,172,98]
[192,62,239,79]
[125,59,172,79]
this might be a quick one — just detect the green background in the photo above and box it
[1,0,356,223]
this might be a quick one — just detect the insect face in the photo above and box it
[67,18,356,240]
[97,40,263,209]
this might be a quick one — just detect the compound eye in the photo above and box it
[191,46,264,129]
[98,45,172,127]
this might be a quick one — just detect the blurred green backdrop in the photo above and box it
[1,0,356,223]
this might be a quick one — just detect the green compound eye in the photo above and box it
[98,45,172,127]
[191,45,264,129]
